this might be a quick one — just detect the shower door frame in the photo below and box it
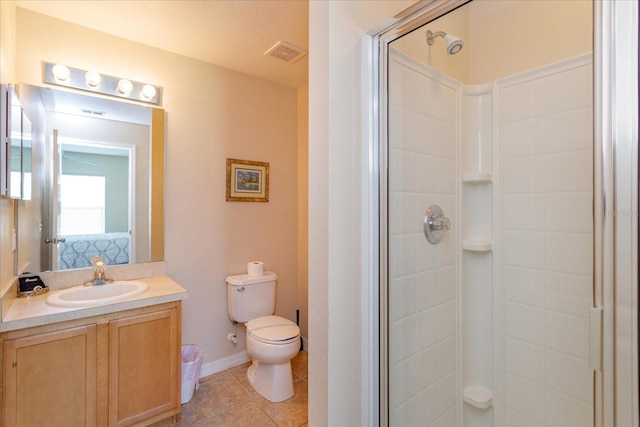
[594,0,639,425]
[369,0,638,425]
[373,4,470,424]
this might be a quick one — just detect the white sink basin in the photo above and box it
[46,281,149,308]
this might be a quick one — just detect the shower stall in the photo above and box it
[374,1,638,426]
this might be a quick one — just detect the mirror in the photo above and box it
[21,114,32,201]
[18,84,164,273]
[1,84,31,200]
[9,90,22,199]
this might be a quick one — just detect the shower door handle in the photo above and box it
[424,205,450,244]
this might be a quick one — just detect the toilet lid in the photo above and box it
[246,315,300,344]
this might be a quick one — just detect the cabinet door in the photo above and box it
[108,308,179,426]
[3,324,97,427]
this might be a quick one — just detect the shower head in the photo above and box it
[425,30,464,55]
[443,34,464,55]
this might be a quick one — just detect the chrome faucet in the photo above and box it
[85,256,113,286]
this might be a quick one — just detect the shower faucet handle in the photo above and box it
[430,216,451,232]
[424,204,451,245]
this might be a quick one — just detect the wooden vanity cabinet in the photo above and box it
[2,324,97,426]
[109,307,180,426]
[1,301,181,427]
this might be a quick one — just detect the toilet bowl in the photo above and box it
[226,272,301,402]
[245,315,300,402]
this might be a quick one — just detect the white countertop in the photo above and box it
[0,275,187,332]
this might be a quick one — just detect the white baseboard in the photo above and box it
[198,350,250,379]
[198,336,309,379]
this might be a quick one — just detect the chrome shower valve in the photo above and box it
[424,204,451,244]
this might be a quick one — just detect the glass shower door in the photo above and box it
[387,46,460,426]
[383,1,595,426]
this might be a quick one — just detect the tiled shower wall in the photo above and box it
[387,50,593,426]
[497,54,593,427]
[388,50,460,426]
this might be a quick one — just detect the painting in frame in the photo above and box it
[226,158,269,202]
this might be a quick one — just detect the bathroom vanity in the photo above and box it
[0,269,187,427]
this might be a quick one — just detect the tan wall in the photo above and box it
[468,0,592,84]
[12,8,301,365]
[394,0,591,85]
[392,6,470,83]
[0,1,17,291]
[297,85,308,342]
[0,1,16,84]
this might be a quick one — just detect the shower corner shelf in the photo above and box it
[463,386,493,409]
[462,240,493,252]
[462,172,493,184]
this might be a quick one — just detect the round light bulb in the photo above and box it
[140,84,157,100]
[85,71,102,88]
[117,79,133,95]
[52,64,71,82]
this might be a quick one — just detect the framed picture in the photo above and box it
[226,158,269,202]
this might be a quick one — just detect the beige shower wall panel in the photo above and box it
[497,55,593,427]
[468,0,592,85]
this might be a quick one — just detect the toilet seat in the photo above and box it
[246,315,300,345]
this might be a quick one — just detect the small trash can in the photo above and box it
[181,345,202,404]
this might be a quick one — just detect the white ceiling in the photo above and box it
[15,0,309,89]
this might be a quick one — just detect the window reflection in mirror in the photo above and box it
[56,141,133,270]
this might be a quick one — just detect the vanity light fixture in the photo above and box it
[51,64,71,82]
[140,84,157,101]
[43,62,162,105]
[117,79,133,96]
[85,71,102,88]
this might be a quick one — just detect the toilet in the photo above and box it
[226,271,300,402]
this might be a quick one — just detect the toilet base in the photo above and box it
[247,359,294,402]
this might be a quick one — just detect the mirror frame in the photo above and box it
[150,107,164,261]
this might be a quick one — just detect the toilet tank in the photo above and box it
[226,272,277,323]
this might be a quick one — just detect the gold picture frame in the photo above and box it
[226,158,269,202]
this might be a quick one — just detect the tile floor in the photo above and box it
[170,350,308,427]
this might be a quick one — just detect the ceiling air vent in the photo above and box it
[264,41,307,64]
[80,109,106,116]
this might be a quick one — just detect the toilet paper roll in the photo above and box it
[247,261,264,276]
